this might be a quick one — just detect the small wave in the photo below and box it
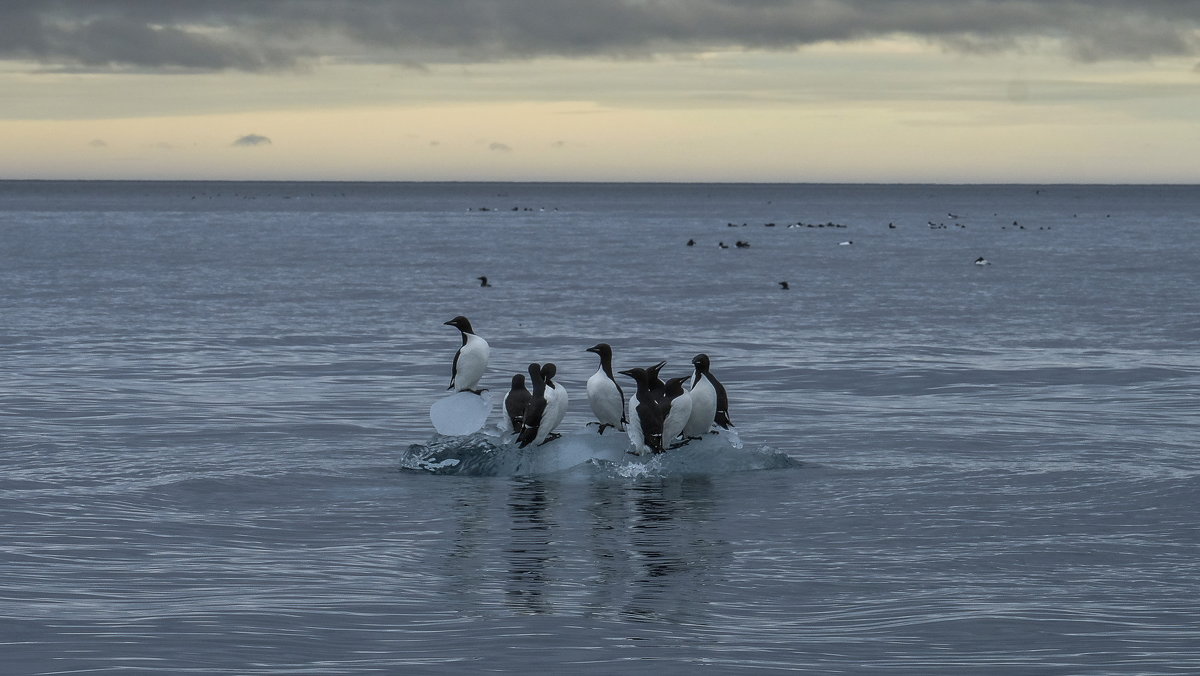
[399,427,798,478]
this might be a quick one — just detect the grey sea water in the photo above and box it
[1,181,1198,674]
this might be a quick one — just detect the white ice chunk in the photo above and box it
[512,429,634,475]
[430,390,495,436]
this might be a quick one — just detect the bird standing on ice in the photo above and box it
[620,365,666,454]
[503,373,531,435]
[585,343,626,434]
[684,354,718,439]
[516,363,547,448]
[539,363,568,445]
[444,315,490,394]
[691,353,733,429]
[659,376,693,449]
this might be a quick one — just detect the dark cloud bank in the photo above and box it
[3,1,1200,72]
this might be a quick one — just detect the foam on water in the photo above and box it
[401,426,797,477]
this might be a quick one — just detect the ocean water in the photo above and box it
[1,181,1198,674]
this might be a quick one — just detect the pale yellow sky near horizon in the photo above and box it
[3,38,1199,183]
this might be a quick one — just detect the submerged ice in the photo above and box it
[400,427,797,478]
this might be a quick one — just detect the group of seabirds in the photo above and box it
[444,316,733,455]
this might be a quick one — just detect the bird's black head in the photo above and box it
[692,353,710,371]
[586,343,612,358]
[664,376,689,396]
[646,361,667,384]
[618,367,646,382]
[444,316,474,333]
[511,373,526,387]
[540,363,557,382]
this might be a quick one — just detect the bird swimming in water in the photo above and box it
[975,256,990,266]
[779,281,790,290]
[444,316,489,394]
[477,276,492,287]
[585,343,626,434]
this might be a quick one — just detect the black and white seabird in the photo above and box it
[646,360,667,391]
[692,353,733,429]
[684,354,718,439]
[779,281,790,290]
[516,363,546,448]
[477,276,492,287]
[444,315,490,394]
[619,366,665,455]
[503,373,531,435]
[975,256,990,266]
[585,343,626,434]
[535,362,568,446]
[659,376,693,449]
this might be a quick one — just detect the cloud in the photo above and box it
[233,133,272,147]
[2,2,1199,73]
[88,138,107,148]
[488,142,513,152]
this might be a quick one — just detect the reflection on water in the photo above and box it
[444,476,732,623]
[625,477,726,624]
[505,479,556,614]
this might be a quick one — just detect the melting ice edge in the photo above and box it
[401,427,798,477]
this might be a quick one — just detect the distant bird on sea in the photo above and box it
[839,240,853,246]
[778,281,790,290]
[444,316,489,394]
[687,239,695,246]
[975,257,990,266]
[477,276,492,287]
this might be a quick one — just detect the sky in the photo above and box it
[2,1,1200,183]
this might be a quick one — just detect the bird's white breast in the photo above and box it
[586,369,624,427]
[453,334,490,390]
[684,376,717,437]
